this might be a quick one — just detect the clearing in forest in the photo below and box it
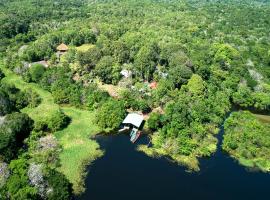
[254,114,270,124]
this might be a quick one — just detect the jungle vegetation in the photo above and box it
[223,111,270,172]
[0,0,270,199]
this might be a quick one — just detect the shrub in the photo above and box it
[0,89,13,115]
[0,113,34,161]
[0,69,5,80]
[86,86,110,110]
[24,89,41,108]
[29,64,46,82]
[46,169,72,200]
[148,112,162,131]
[222,111,270,172]
[47,110,70,132]
[95,99,126,130]
[2,158,39,200]
[94,56,114,84]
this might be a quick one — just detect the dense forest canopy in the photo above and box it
[0,0,270,199]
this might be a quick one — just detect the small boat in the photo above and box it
[130,128,141,143]
[118,125,129,133]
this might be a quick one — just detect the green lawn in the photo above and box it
[1,65,103,194]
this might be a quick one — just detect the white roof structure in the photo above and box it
[120,69,132,78]
[122,113,144,128]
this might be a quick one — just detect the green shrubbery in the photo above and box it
[147,112,162,131]
[95,99,126,130]
[223,111,270,172]
[0,69,4,80]
[46,169,73,200]
[0,82,41,115]
[0,113,34,161]
[232,84,270,111]
[1,158,39,200]
[85,85,110,110]
[0,158,72,200]
[34,109,70,132]
[29,64,46,83]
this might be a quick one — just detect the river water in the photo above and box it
[77,126,270,200]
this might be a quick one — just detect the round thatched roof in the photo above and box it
[57,43,68,51]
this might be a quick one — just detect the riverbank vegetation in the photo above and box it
[55,107,103,194]
[223,111,270,172]
[1,0,270,198]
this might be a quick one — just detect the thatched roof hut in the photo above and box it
[56,43,68,52]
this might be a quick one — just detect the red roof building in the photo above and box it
[149,81,157,89]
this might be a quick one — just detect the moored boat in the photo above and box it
[130,128,141,143]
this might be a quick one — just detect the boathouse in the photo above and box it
[122,113,144,129]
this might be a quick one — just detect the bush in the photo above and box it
[253,92,270,111]
[51,78,83,106]
[33,110,69,132]
[33,120,48,132]
[94,56,114,83]
[29,64,46,82]
[0,113,34,161]
[0,89,13,115]
[147,112,162,131]
[47,110,70,132]
[95,100,126,130]
[24,89,41,108]
[138,100,151,114]
[0,69,5,80]
[2,159,39,200]
[46,169,72,200]
[77,46,101,69]
[232,85,254,108]
[86,86,110,110]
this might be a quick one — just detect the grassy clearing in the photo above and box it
[96,79,124,98]
[55,107,103,194]
[75,44,95,52]
[254,114,270,124]
[1,65,103,194]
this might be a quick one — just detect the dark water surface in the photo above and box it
[77,127,270,200]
